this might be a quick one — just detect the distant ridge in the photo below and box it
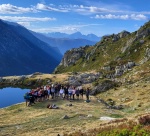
[45,31,101,42]
[32,31,98,54]
[0,20,62,76]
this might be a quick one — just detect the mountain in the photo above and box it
[55,21,150,82]
[0,20,62,76]
[31,31,97,54]
[44,32,68,39]
[45,31,101,42]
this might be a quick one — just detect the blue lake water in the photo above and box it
[0,87,29,108]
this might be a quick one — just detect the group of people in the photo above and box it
[24,83,90,106]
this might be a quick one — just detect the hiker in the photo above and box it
[79,87,84,99]
[72,87,76,100]
[76,88,80,100]
[64,86,68,99]
[47,85,51,99]
[86,88,90,101]
[44,85,48,100]
[68,86,73,100]
[51,85,55,99]
[24,92,31,106]
[59,87,64,99]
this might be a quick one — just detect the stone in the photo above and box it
[87,114,93,118]
[66,103,73,106]
[61,115,69,119]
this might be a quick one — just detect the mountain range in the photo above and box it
[45,32,100,41]
[31,31,99,54]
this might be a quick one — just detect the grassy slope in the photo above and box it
[56,21,150,73]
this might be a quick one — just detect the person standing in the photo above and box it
[72,87,76,100]
[86,88,90,101]
[68,86,73,100]
[79,87,84,99]
[64,86,68,99]
[59,87,64,99]
[76,88,80,100]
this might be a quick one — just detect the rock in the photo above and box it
[99,116,116,121]
[61,115,69,119]
[118,30,130,38]
[66,103,73,106]
[87,114,93,118]
[18,75,26,81]
[59,47,85,67]
[103,66,111,71]
[68,72,100,85]
[141,48,150,64]
[140,40,144,44]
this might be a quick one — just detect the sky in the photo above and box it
[0,0,150,36]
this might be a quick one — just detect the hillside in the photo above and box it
[55,21,150,78]
[0,20,62,76]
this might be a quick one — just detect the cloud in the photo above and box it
[0,4,37,14]
[0,16,56,22]
[36,3,68,12]
[92,14,148,20]
[35,3,119,14]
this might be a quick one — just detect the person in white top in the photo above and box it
[72,87,76,100]
[59,87,64,99]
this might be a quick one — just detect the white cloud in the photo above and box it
[130,14,147,20]
[0,4,37,14]
[92,14,147,20]
[36,3,68,12]
[0,16,56,22]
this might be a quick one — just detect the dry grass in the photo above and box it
[1,86,149,136]
[0,96,108,136]
[97,79,150,116]
[3,73,70,83]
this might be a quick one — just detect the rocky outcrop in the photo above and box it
[136,27,150,40]
[115,61,135,76]
[140,47,150,64]
[85,45,98,60]
[68,72,101,86]
[59,46,87,67]
[103,61,135,79]
[101,30,130,42]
